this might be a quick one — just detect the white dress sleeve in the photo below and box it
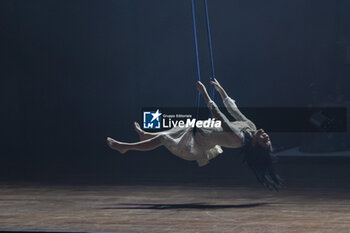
[223,97,257,130]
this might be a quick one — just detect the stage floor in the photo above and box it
[0,181,349,233]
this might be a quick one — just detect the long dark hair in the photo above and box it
[241,130,283,191]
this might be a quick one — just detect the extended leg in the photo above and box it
[134,122,160,141]
[106,135,163,154]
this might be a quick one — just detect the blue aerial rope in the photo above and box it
[191,0,201,125]
[191,0,216,124]
[204,0,216,100]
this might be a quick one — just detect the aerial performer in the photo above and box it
[107,79,283,190]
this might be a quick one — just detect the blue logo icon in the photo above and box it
[143,109,162,129]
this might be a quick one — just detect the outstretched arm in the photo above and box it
[210,78,229,100]
[211,79,255,126]
[196,82,242,144]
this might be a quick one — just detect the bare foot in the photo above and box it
[134,122,147,141]
[106,137,127,154]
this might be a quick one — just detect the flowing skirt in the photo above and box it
[159,126,224,167]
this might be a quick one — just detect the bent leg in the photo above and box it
[134,122,160,141]
[134,121,174,141]
[107,135,163,154]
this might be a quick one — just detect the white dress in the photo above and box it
[158,97,257,167]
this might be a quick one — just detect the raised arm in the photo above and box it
[210,79,256,130]
[210,78,229,100]
[196,82,242,144]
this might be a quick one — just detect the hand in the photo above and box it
[196,81,207,94]
[210,78,222,92]
[210,78,229,99]
[196,81,211,103]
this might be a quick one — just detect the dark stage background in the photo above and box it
[1,0,350,184]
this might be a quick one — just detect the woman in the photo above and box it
[107,79,282,190]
